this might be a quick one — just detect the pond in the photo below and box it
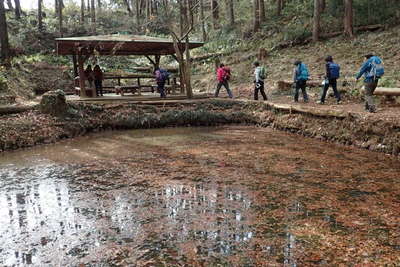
[0,126,399,266]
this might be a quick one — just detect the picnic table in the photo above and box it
[74,73,180,97]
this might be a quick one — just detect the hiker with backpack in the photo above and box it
[356,54,385,113]
[293,60,309,103]
[253,61,268,101]
[155,67,170,98]
[215,63,233,99]
[318,56,341,104]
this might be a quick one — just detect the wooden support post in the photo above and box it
[72,54,78,77]
[78,54,86,97]
[137,78,141,95]
[155,55,161,70]
[172,77,177,94]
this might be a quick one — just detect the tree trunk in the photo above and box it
[38,0,43,31]
[277,0,283,16]
[320,0,326,12]
[199,0,206,41]
[134,0,140,29]
[80,0,85,23]
[58,0,63,37]
[312,0,321,42]
[6,0,13,10]
[253,0,260,32]
[227,0,235,27]
[124,0,132,16]
[344,0,354,38]
[259,0,266,23]
[87,0,90,13]
[91,0,96,34]
[14,0,21,19]
[0,0,10,66]
[211,0,219,30]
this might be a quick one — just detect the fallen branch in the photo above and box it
[0,105,36,115]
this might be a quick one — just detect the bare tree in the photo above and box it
[253,0,260,32]
[211,0,219,29]
[199,0,206,41]
[80,0,85,23]
[38,0,43,31]
[344,0,354,38]
[14,0,21,19]
[58,0,63,37]
[277,0,284,16]
[0,0,10,66]
[123,0,132,16]
[312,0,321,42]
[259,0,266,23]
[6,0,13,10]
[91,0,96,33]
[226,0,235,27]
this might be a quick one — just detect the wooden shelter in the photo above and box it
[55,35,203,97]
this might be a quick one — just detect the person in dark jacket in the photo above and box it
[154,67,168,98]
[93,65,104,97]
[84,65,94,88]
[318,56,341,104]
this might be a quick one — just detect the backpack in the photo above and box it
[259,66,267,80]
[159,69,170,81]
[369,56,384,79]
[297,63,309,81]
[328,62,340,79]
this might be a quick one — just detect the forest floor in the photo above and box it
[193,25,400,123]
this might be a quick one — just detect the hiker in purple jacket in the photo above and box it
[155,67,170,98]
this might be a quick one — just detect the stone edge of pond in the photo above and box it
[0,99,399,156]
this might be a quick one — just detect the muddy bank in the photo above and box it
[0,99,399,156]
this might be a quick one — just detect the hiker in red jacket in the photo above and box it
[215,63,233,98]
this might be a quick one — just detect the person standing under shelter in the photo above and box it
[293,60,309,103]
[253,61,268,101]
[155,67,169,98]
[93,65,104,97]
[318,56,341,104]
[84,65,94,88]
[215,63,233,98]
[356,54,384,113]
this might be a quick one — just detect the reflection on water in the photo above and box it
[0,163,254,265]
[1,126,398,265]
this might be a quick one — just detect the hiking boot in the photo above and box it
[369,107,376,113]
[336,100,341,104]
[316,101,324,105]
[364,103,370,111]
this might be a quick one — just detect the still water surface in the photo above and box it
[0,127,399,265]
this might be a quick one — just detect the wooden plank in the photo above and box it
[373,87,400,96]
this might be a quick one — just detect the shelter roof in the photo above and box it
[55,34,204,56]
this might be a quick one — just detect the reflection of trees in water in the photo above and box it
[0,166,255,265]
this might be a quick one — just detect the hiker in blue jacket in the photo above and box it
[319,56,341,104]
[356,54,384,113]
[293,60,309,103]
